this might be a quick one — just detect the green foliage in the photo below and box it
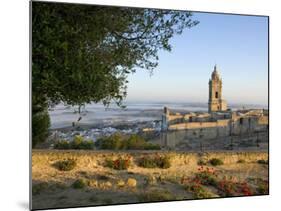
[138,155,171,169]
[182,166,218,199]
[95,133,123,150]
[72,179,89,189]
[237,159,246,163]
[32,2,198,147]
[32,110,50,148]
[209,158,224,166]
[53,159,77,171]
[32,2,198,111]
[72,136,94,149]
[105,157,131,170]
[257,159,268,164]
[54,135,94,150]
[183,167,260,198]
[96,134,160,150]
[185,183,214,199]
[97,174,110,181]
[54,140,71,149]
[124,134,147,150]
[144,143,161,150]
[217,179,253,196]
[197,159,207,165]
[256,179,269,194]
[194,167,218,186]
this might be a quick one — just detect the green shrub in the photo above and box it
[256,179,269,194]
[216,179,253,196]
[105,157,131,170]
[209,158,224,166]
[197,159,207,165]
[126,135,160,150]
[72,179,89,189]
[144,143,161,150]
[257,159,268,164]
[71,135,83,149]
[96,134,160,150]
[194,169,218,186]
[54,159,77,171]
[185,184,214,199]
[138,157,156,168]
[32,110,50,148]
[182,167,218,199]
[97,174,110,180]
[138,155,171,169]
[237,159,246,163]
[72,136,94,149]
[124,134,147,150]
[54,136,94,150]
[95,133,123,150]
[54,140,71,149]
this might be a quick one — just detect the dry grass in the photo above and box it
[32,150,268,210]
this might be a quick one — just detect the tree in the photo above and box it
[32,104,50,148]
[31,2,199,147]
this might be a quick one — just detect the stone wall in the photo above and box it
[153,128,268,149]
[167,114,268,133]
[159,107,269,149]
[168,119,229,130]
[155,115,268,149]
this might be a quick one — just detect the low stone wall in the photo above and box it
[164,116,268,148]
[148,128,268,150]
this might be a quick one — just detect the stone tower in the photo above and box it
[208,65,227,113]
[161,107,170,130]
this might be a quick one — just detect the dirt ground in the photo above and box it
[31,150,269,210]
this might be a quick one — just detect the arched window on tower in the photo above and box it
[215,92,218,98]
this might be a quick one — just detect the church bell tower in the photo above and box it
[208,65,227,113]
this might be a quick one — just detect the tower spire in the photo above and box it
[211,64,220,80]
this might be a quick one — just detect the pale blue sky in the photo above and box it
[126,12,268,106]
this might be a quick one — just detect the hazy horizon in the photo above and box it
[121,100,268,107]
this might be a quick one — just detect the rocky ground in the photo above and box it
[31,150,269,210]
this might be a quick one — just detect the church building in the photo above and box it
[208,65,227,113]
[159,64,268,143]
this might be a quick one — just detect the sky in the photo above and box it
[125,12,268,106]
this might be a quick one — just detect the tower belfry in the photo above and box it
[208,65,227,113]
